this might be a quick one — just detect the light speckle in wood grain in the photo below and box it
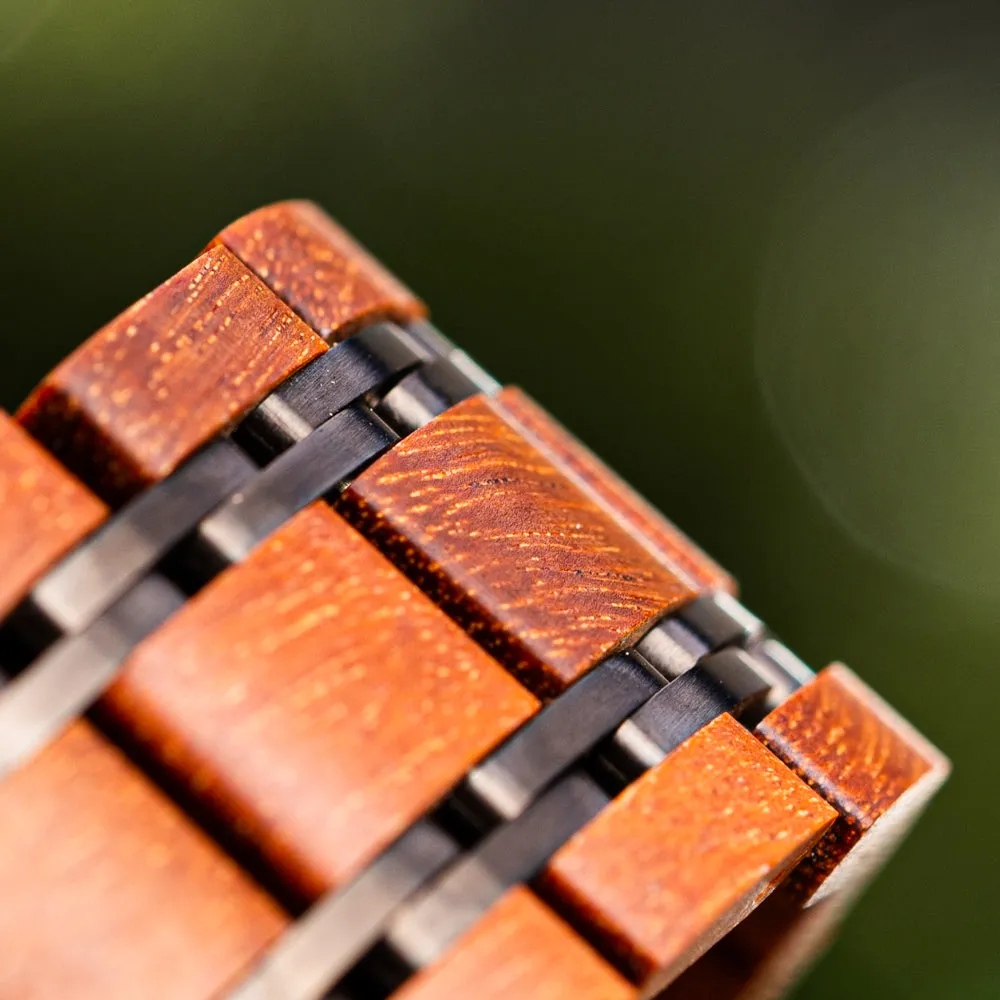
[540,715,836,986]
[340,394,696,696]
[104,503,537,901]
[17,246,326,501]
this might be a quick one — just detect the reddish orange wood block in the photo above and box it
[213,200,426,341]
[103,503,538,901]
[495,387,735,594]
[396,887,635,1000]
[340,394,696,696]
[0,412,106,616]
[18,245,325,501]
[663,668,951,1000]
[0,721,285,1000]
[539,714,836,992]
[755,663,950,901]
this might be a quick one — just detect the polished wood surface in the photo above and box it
[104,503,538,901]
[18,245,325,501]
[0,412,285,1000]
[755,663,950,900]
[663,666,952,1000]
[213,201,426,341]
[0,721,285,1000]
[495,387,735,594]
[340,393,696,696]
[540,715,836,991]
[396,887,635,1000]
[0,412,106,616]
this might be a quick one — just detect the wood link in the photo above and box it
[395,887,635,1000]
[18,244,327,502]
[756,663,949,901]
[660,666,950,1000]
[340,392,697,697]
[212,200,426,341]
[104,502,538,903]
[0,414,106,617]
[495,386,735,594]
[0,414,286,1000]
[538,714,836,993]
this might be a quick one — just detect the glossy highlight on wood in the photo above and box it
[539,714,836,991]
[104,502,538,902]
[340,393,696,696]
[0,412,106,616]
[396,887,635,1000]
[18,245,325,502]
[494,387,735,594]
[213,200,426,341]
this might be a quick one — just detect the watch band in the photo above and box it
[0,202,948,1000]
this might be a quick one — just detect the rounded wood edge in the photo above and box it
[493,386,736,595]
[754,662,950,901]
[212,200,427,341]
[539,714,836,990]
[0,411,107,616]
[395,886,636,1000]
[17,244,326,501]
[102,502,539,901]
[340,392,697,697]
[0,720,286,1000]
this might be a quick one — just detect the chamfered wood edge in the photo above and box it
[16,244,326,502]
[492,386,736,595]
[211,200,427,341]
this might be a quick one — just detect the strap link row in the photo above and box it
[0,320,478,777]
[0,314,814,1000]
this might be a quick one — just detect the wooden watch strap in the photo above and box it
[0,202,948,1000]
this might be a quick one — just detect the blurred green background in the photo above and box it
[2,1,996,996]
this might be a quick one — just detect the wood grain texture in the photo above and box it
[102,502,538,902]
[17,245,325,502]
[395,887,635,1000]
[0,720,285,1000]
[754,663,950,901]
[340,394,696,696]
[494,387,735,594]
[662,666,952,1000]
[538,714,836,992]
[0,411,106,616]
[213,200,426,341]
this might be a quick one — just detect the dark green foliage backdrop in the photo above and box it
[2,2,996,995]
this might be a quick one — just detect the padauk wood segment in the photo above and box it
[754,663,949,900]
[213,200,426,341]
[0,721,285,1000]
[104,502,538,902]
[395,887,635,1000]
[494,387,735,594]
[340,393,697,697]
[0,424,285,1000]
[663,666,952,1000]
[538,714,837,991]
[0,412,107,617]
[17,245,325,502]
